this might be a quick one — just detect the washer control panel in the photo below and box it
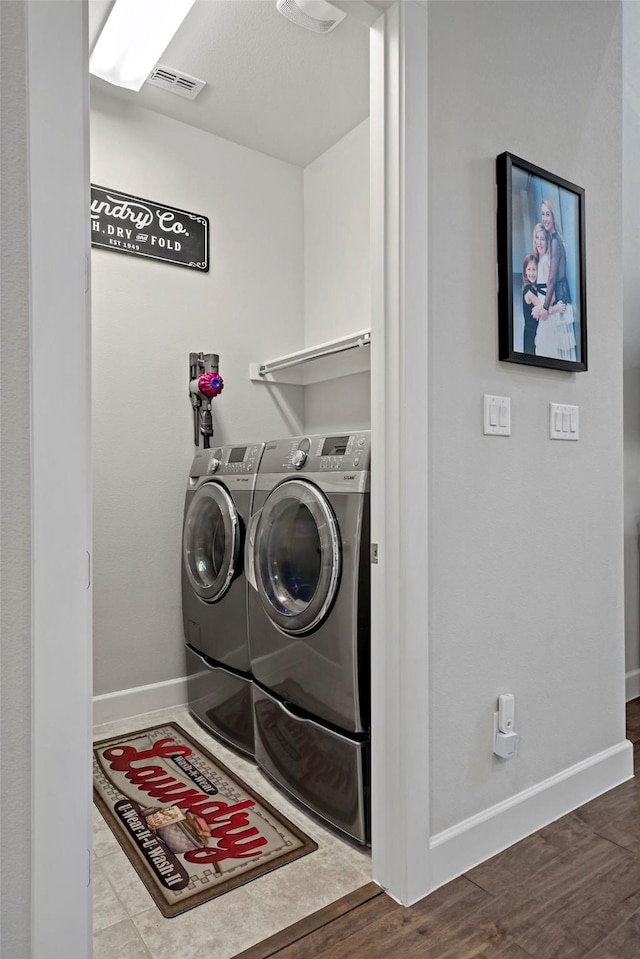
[318,433,369,471]
[265,432,371,473]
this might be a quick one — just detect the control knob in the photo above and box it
[292,449,308,469]
[209,450,222,472]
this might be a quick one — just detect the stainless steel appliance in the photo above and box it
[247,432,370,841]
[182,442,264,755]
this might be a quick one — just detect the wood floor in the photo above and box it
[237,699,640,959]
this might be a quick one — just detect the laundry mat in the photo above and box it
[93,723,317,917]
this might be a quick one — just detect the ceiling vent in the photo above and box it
[146,65,206,100]
[276,0,347,33]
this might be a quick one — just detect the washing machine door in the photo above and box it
[183,482,240,603]
[252,479,341,635]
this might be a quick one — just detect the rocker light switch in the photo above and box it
[484,395,511,436]
[550,403,579,441]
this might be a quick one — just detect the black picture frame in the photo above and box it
[497,152,587,372]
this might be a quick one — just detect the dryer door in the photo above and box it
[253,479,341,635]
[183,482,240,603]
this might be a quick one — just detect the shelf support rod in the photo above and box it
[258,330,371,377]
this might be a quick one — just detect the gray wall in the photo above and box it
[303,119,370,434]
[0,2,32,954]
[91,92,306,696]
[623,1,640,694]
[91,92,371,698]
[428,0,625,833]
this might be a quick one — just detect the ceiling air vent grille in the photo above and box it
[146,65,206,100]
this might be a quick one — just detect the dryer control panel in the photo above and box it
[207,445,262,475]
[260,432,371,474]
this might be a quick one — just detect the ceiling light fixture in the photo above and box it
[276,0,347,34]
[89,0,196,92]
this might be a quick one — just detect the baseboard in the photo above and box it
[423,739,634,901]
[93,675,189,726]
[626,669,640,702]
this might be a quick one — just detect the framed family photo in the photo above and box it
[497,152,587,372]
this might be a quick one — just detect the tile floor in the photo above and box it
[93,704,372,959]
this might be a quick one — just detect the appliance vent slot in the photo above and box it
[146,64,206,100]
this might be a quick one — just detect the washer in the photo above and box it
[247,431,370,841]
[182,441,263,754]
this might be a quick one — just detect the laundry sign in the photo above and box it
[90,185,209,271]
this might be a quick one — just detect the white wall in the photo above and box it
[428,0,627,836]
[623,1,640,700]
[304,119,370,343]
[90,90,305,696]
[303,120,371,433]
[0,3,32,952]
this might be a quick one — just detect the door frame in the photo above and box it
[369,1,431,904]
[25,2,431,953]
[27,1,93,956]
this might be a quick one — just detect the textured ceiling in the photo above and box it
[88,0,371,167]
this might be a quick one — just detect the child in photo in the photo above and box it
[521,254,540,354]
[521,253,565,357]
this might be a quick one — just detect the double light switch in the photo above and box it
[483,395,511,436]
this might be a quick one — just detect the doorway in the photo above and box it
[22,2,430,956]
[90,4,373,950]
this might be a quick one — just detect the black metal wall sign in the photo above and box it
[90,185,209,272]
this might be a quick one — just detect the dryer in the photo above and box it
[246,432,370,841]
[182,441,263,755]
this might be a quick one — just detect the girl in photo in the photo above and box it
[522,254,541,354]
[522,251,566,357]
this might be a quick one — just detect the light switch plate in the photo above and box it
[550,403,579,441]
[483,394,511,436]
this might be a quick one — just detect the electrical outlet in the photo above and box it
[493,709,519,758]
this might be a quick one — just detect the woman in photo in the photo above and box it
[537,198,577,361]
[533,223,550,290]
[531,223,562,358]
